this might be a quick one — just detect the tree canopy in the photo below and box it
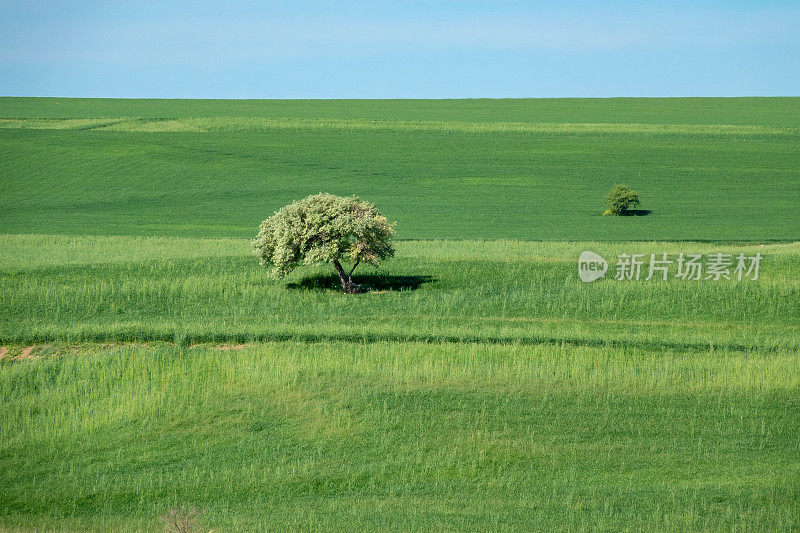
[252,193,395,292]
[604,185,641,216]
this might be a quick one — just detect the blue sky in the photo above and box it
[1,0,798,98]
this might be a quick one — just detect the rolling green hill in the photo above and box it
[2,97,799,240]
[1,98,798,531]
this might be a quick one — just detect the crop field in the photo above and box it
[1,97,799,531]
[2,97,800,241]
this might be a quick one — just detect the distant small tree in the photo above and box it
[604,185,641,215]
[253,193,395,293]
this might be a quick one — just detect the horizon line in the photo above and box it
[2,95,799,101]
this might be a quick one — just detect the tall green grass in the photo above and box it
[1,342,797,530]
[2,235,797,351]
[2,98,799,530]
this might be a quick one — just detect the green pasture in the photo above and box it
[1,342,798,530]
[3,96,800,125]
[1,97,799,240]
[1,235,798,351]
[1,98,798,531]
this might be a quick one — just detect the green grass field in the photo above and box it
[1,235,798,351]
[1,98,799,531]
[2,343,798,530]
[2,97,799,240]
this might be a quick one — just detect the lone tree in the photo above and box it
[604,184,641,215]
[252,193,395,293]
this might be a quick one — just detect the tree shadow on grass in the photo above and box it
[287,273,434,293]
[620,209,652,216]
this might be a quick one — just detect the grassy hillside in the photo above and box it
[1,98,798,531]
[2,343,798,531]
[1,235,798,350]
[3,97,800,126]
[1,97,799,240]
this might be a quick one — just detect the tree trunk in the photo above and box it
[332,259,354,293]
